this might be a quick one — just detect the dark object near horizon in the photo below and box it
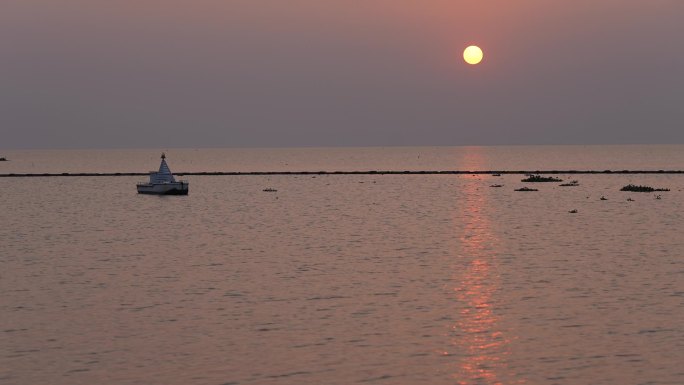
[559,180,579,186]
[490,184,503,188]
[515,187,538,192]
[620,184,670,192]
[521,175,563,183]
[263,188,278,192]
[5,170,684,178]
[0,157,7,161]
[569,209,578,213]
[601,196,608,200]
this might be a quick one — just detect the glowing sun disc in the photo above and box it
[463,45,483,65]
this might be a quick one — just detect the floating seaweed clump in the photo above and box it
[515,187,538,192]
[263,188,278,192]
[559,180,579,187]
[620,184,670,192]
[521,175,563,183]
[490,184,503,188]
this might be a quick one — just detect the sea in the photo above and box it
[1,145,683,385]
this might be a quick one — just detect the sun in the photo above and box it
[463,45,483,65]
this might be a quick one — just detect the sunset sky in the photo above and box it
[2,1,683,148]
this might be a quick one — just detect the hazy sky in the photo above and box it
[1,1,683,148]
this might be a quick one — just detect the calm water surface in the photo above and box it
[2,144,684,173]
[1,147,683,384]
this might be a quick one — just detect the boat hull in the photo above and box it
[137,183,189,195]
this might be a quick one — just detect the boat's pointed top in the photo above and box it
[159,157,172,175]
[157,152,174,180]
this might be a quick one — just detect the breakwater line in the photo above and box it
[2,170,684,177]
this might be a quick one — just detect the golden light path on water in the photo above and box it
[447,149,524,385]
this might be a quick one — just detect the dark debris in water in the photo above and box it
[521,175,563,183]
[515,187,538,192]
[620,184,670,192]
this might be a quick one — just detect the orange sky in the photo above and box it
[1,1,683,147]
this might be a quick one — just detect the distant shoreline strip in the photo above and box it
[2,170,684,177]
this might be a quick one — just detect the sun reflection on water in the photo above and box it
[448,149,523,384]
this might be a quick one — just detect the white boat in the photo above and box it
[137,153,189,195]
